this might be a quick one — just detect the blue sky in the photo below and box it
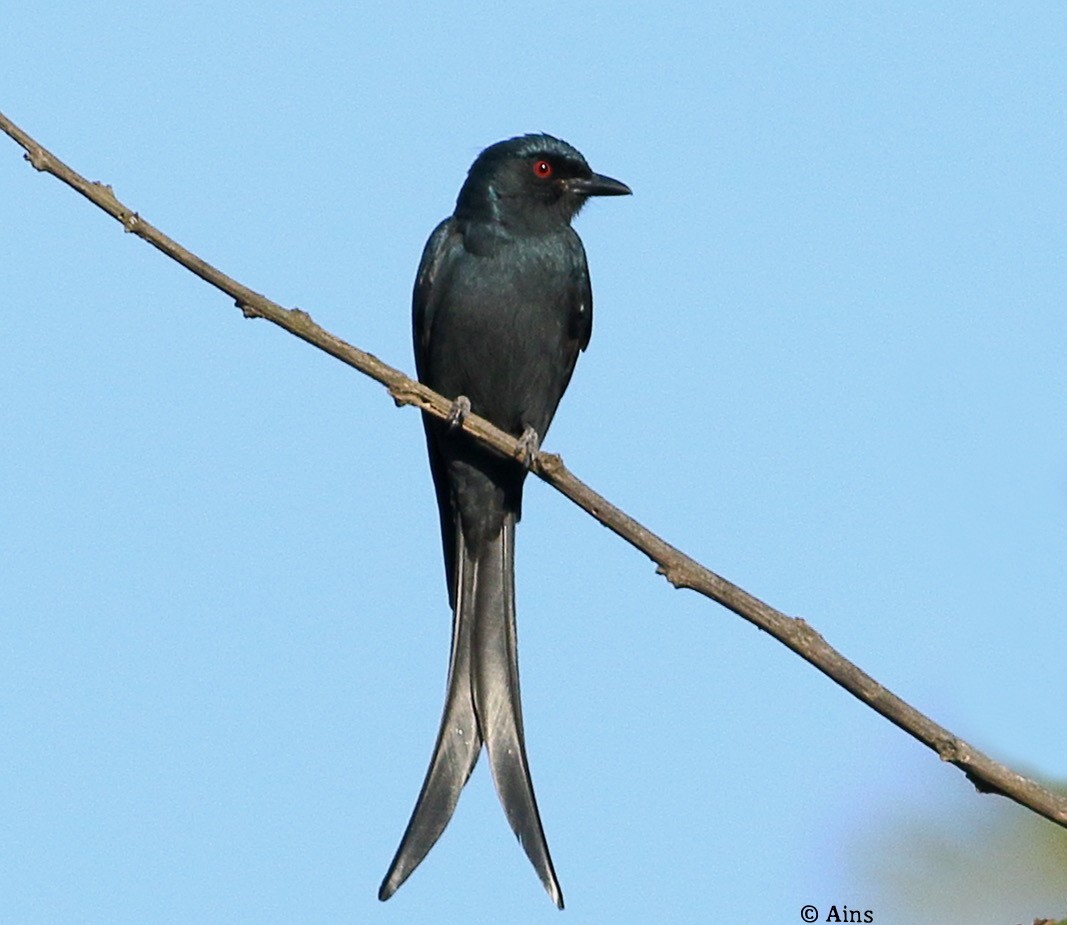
[3,3,1066,923]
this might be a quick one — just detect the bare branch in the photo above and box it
[3,108,1064,829]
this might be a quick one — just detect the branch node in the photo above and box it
[536,451,564,476]
[792,617,825,647]
[237,300,262,320]
[936,737,966,763]
[657,560,695,590]
[289,307,313,325]
[120,209,141,233]
[389,382,421,409]
[965,769,1009,797]
[23,146,50,172]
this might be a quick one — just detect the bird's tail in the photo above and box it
[379,514,563,908]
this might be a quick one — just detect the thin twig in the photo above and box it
[3,108,1064,829]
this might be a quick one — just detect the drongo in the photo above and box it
[379,134,630,908]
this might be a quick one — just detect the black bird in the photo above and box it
[378,134,630,907]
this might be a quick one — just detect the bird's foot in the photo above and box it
[446,395,471,431]
[516,426,541,467]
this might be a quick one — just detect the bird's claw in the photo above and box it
[446,395,472,430]
[516,426,541,467]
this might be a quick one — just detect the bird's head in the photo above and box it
[454,134,630,233]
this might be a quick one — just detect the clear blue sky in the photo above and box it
[3,3,1065,923]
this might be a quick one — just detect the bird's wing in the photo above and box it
[412,218,466,601]
[565,228,594,352]
[413,217,461,379]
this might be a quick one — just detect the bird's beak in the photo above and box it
[566,173,632,197]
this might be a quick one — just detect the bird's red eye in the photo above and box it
[532,159,553,178]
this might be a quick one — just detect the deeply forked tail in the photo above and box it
[378,515,562,908]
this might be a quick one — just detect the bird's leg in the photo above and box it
[446,395,472,431]
[516,425,541,467]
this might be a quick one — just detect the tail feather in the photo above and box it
[378,536,482,902]
[380,515,562,908]
[472,514,563,908]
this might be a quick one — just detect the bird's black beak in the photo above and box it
[566,173,632,197]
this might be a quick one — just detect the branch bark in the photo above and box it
[3,108,1064,829]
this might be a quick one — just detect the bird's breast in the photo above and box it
[426,236,581,435]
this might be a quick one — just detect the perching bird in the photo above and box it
[378,134,630,908]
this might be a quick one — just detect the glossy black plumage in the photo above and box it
[379,134,629,908]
